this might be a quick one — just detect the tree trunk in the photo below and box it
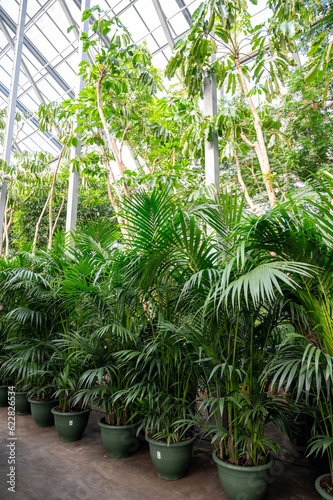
[102,148,128,237]
[50,193,65,243]
[5,209,13,258]
[48,146,65,250]
[32,192,51,254]
[234,153,262,215]
[235,56,277,208]
[96,69,130,198]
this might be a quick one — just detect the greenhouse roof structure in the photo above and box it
[0,0,270,157]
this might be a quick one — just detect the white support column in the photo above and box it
[65,0,90,235]
[0,0,28,248]
[204,70,220,192]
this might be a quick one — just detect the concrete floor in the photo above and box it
[0,408,317,500]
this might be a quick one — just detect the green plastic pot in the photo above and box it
[146,434,196,481]
[315,474,333,499]
[98,418,140,458]
[15,392,31,415]
[0,385,9,407]
[28,399,58,427]
[213,450,274,500]
[51,408,91,442]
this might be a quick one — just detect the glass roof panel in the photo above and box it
[169,12,189,37]
[160,0,180,19]
[135,0,160,31]
[0,1,19,24]
[0,0,274,157]
[118,6,149,40]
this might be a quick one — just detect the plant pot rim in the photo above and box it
[146,433,196,447]
[98,417,140,429]
[51,407,91,416]
[14,391,29,395]
[212,449,274,472]
[315,474,333,499]
[28,398,59,404]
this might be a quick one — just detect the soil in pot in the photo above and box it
[146,434,196,481]
[213,450,274,500]
[15,392,31,415]
[28,399,58,427]
[51,407,91,442]
[315,474,333,499]
[98,418,140,458]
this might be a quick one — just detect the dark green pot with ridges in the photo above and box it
[15,392,31,415]
[28,399,58,427]
[146,434,196,480]
[213,450,274,500]
[315,474,333,500]
[51,408,91,442]
[98,418,140,458]
[0,385,9,407]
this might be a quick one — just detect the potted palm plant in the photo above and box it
[2,341,31,415]
[185,305,289,500]
[0,331,12,407]
[125,322,199,480]
[68,324,143,459]
[3,335,59,426]
[51,358,91,442]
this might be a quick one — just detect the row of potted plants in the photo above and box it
[0,317,286,496]
[1,185,333,498]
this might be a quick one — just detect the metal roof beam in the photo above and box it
[175,0,193,26]
[0,16,46,105]
[0,0,28,248]
[0,6,75,99]
[152,0,174,50]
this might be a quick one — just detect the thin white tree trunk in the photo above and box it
[234,153,262,215]
[50,192,65,242]
[5,209,13,258]
[235,57,277,207]
[32,192,51,254]
[48,146,65,250]
[96,69,130,198]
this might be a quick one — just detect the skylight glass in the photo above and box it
[0,0,271,159]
